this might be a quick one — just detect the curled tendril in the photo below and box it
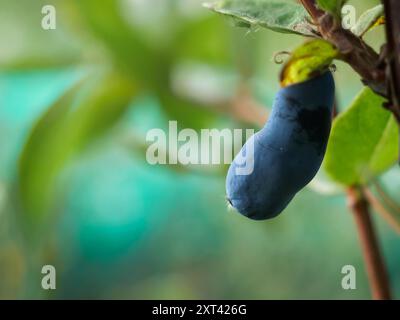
[273,51,291,64]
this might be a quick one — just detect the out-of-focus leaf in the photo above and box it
[0,0,81,70]
[0,56,79,72]
[74,0,161,87]
[324,88,398,186]
[158,91,220,130]
[281,39,338,86]
[174,15,232,66]
[351,4,384,37]
[18,72,137,223]
[204,0,316,36]
[316,0,346,17]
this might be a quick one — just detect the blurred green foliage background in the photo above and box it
[0,0,399,299]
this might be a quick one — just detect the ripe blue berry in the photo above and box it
[226,71,335,220]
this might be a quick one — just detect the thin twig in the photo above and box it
[347,186,392,300]
[373,180,400,215]
[363,187,400,234]
[229,84,268,127]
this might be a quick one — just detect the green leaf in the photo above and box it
[324,88,399,186]
[74,0,160,87]
[316,0,346,17]
[18,72,137,223]
[281,39,339,86]
[204,0,316,36]
[174,15,232,66]
[351,4,384,37]
[0,0,81,70]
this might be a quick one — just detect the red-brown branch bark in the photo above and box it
[347,187,391,300]
[382,0,400,122]
[300,0,387,98]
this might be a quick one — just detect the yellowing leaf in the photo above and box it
[280,39,339,87]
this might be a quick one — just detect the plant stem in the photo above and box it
[347,186,391,299]
[300,0,387,98]
[299,0,324,21]
[300,0,395,298]
[382,0,400,121]
[382,0,400,163]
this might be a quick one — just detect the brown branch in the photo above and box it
[347,186,392,300]
[299,0,324,21]
[382,0,400,121]
[301,0,387,98]
[300,0,393,300]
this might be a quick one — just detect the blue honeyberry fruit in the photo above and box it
[226,71,335,220]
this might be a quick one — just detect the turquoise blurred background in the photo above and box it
[0,0,399,299]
